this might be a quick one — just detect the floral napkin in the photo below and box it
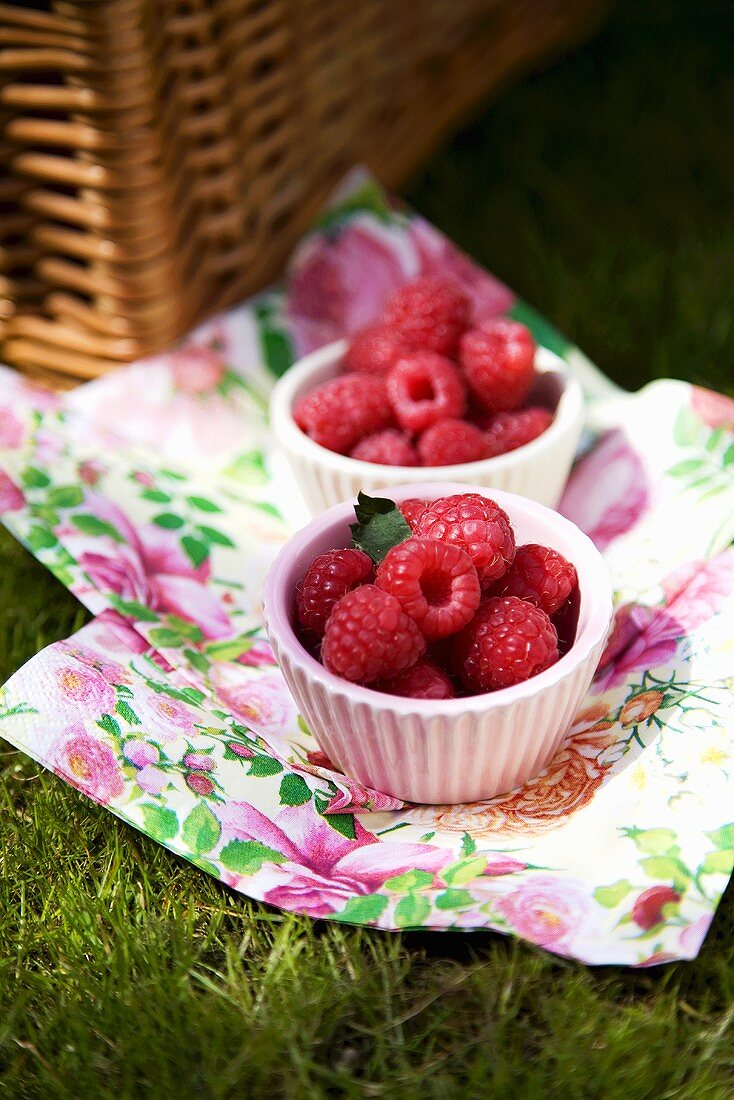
[0,170,732,965]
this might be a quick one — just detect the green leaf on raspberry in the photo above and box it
[349,492,411,564]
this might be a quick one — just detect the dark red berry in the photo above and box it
[379,658,456,699]
[494,543,578,616]
[387,352,466,434]
[417,418,489,466]
[321,585,426,683]
[482,407,553,456]
[460,319,536,412]
[350,429,418,466]
[294,374,392,454]
[342,324,409,376]
[455,596,559,692]
[414,493,515,588]
[376,538,480,640]
[296,548,374,636]
[382,275,469,356]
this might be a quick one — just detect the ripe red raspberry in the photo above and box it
[414,493,515,588]
[417,418,489,467]
[379,658,456,700]
[322,585,426,683]
[296,548,374,636]
[400,498,428,529]
[482,407,553,457]
[376,538,481,640]
[455,596,559,692]
[294,375,392,454]
[342,324,409,376]
[494,543,578,617]
[460,319,536,412]
[350,429,418,466]
[386,352,466,434]
[382,275,469,356]
[632,886,681,930]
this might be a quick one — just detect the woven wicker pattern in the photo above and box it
[0,0,607,384]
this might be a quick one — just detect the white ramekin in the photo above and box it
[263,483,612,805]
[270,339,584,515]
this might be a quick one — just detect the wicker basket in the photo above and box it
[0,0,607,385]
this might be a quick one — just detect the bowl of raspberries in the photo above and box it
[263,485,611,804]
[271,275,584,515]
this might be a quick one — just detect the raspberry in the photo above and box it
[386,352,466,434]
[417,418,489,467]
[379,658,456,700]
[342,324,409,376]
[460,320,536,412]
[322,585,426,683]
[483,407,553,457]
[400,498,428,529]
[376,538,481,640]
[494,543,578,616]
[455,596,559,692]
[382,275,469,356]
[296,548,374,636]
[350,429,418,466]
[414,493,515,588]
[294,375,392,454]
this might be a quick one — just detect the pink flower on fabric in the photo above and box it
[286,219,416,355]
[236,638,278,667]
[679,914,713,955]
[483,856,527,877]
[0,470,24,513]
[408,218,516,322]
[495,875,591,949]
[0,406,24,449]
[79,459,106,486]
[70,494,232,640]
[183,752,215,772]
[215,800,448,919]
[210,667,296,738]
[323,782,404,815]
[560,429,650,550]
[170,343,227,395]
[691,386,734,430]
[123,739,160,767]
[53,728,124,803]
[137,765,169,795]
[596,551,734,688]
[55,664,116,713]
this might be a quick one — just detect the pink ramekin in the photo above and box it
[262,483,612,805]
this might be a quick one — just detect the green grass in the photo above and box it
[1,1,733,1094]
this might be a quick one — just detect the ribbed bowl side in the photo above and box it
[272,637,606,805]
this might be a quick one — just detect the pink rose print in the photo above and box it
[0,405,24,449]
[216,800,448,919]
[286,219,416,354]
[596,550,734,688]
[560,429,650,550]
[691,386,734,430]
[170,342,227,395]
[408,218,515,322]
[137,765,169,795]
[236,638,278,667]
[123,739,160,768]
[631,886,681,929]
[322,779,404,815]
[53,726,124,803]
[69,494,232,640]
[495,875,591,950]
[679,914,713,955]
[483,856,527,876]
[186,773,214,796]
[55,664,116,714]
[210,667,296,738]
[0,470,24,513]
[79,459,106,486]
[183,752,215,771]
